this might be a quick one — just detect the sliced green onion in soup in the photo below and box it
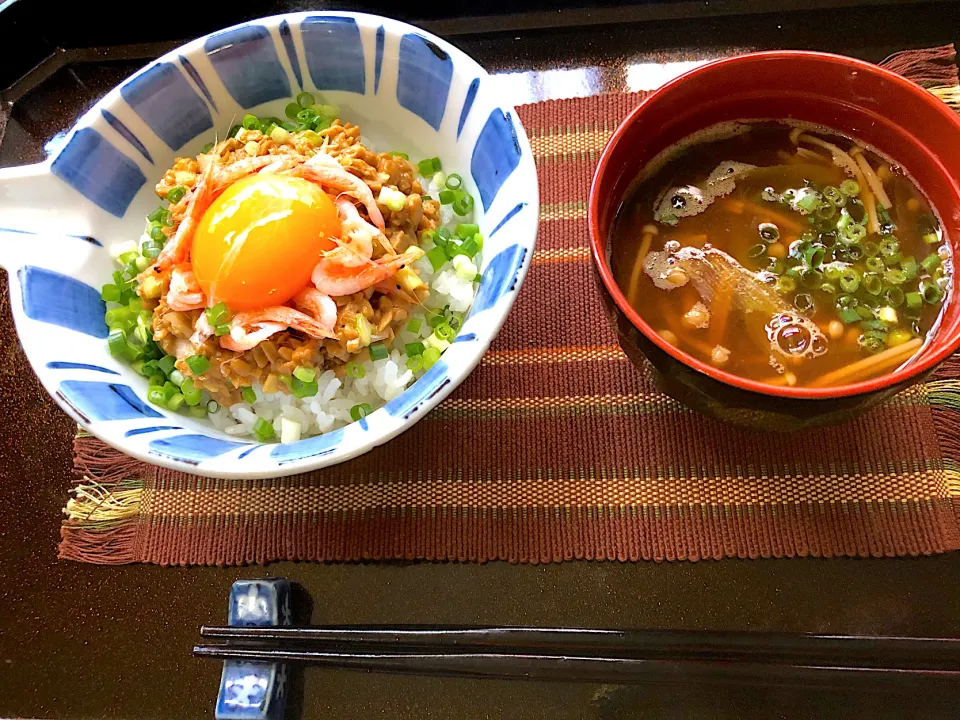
[863,273,884,295]
[920,278,944,304]
[839,268,861,293]
[747,243,767,259]
[840,179,860,197]
[884,287,905,307]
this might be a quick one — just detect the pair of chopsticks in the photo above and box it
[194,626,960,687]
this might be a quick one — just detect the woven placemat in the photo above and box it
[60,46,960,565]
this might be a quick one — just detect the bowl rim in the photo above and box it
[588,49,960,400]
[5,10,539,479]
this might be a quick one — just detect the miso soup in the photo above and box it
[610,121,952,389]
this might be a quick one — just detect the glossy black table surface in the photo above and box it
[3,1,960,717]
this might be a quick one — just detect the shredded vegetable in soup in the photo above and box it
[611,121,952,389]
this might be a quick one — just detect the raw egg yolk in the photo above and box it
[191,174,341,311]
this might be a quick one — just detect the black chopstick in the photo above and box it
[195,626,960,686]
[192,643,960,687]
[199,625,960,669]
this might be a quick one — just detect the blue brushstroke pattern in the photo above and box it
[150,433,248,462]
[278,20,303,89]
[471,244,527,315]
[457,78,480,138]
[396,34,453,131]
[471,109,523,211]
[205,24,291,108]
[100,109,153,163]
[19,266,107,338]
[46,361,119,375]
[270,427,346,463]
[0,227,101,246]
[50,128,146,218]
[453,333,477,343]
[238,446,260,460]
[120,62,213,151]
[374,25,385,93]
[59,380,162,421]
[384,361,450,419]
[178,55,218,111]
[300,16,366,93]
[125,425,182,437]
[490,202,527,236]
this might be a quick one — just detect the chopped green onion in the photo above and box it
[438,189,456,205]
[169,369,185,387]
[823,265,842,281]
[167,392,185,411]
[840,179,860,196]
[149,225,166,242]
[428,309,448,329]
[435,322,456,342]
[405,341,425,356]
[101,284,121,303]
[241,387,257,404]
[368,343,388,361]
[445,173,463,190]
[284,102,302,120]
[422,346,441,370]
[474,273,483,283]
[107,329,127,358]
[884,269,907,287]
[816,202,837,220]
[922,252,941,273]
[161,381,178,403]
[185,354,210,375]
[839,268,862,293]
[776,275,796,294]
[183,388,202,406]
[836,307,861,323]
[188,405,207,418]
[795,192,821,213]
[747,243,767,259]
[293,366,317,383]
[254,417,276,442]
[860,335,885,354]
[863,241,879,258]
[347,362,365,379]
[866,257,885,274]
[461,236,481,259]
[206,301,230,326]
[901,256,918,280]
[885,287,905,307]
[803,244,825,268]
[426,246,448,272]
[456,223,480,240]
[202,142,214,154]
[390,151,409,160]
[823,186,841,204]
[206,400,220,414]
[317,104,340,118]
[878,236,900,258]
[241,114,259,130]
[146,207,165,223]
[923,232,940,245]
[841,223,866,244]
[350,403,373,421]
[406,355,423,371]
[167,186,186,204]
[147,387,166,406]
[296,91,315,107]
[417,157,442,176]
[291,376,319,398]
[863,273,883,295]
[443,240,464,261]
[147,374,165,388]
[920,278,943,304]
[906,291,924,311]
[452,193,474,216]
[406,318,423,334]
[157,355,176,376]
[215,324,230,337]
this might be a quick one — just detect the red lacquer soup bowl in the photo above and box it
[589,51,960,430]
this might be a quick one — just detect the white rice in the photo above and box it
[206,169,480,443]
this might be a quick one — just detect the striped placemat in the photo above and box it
[60,46,960,565]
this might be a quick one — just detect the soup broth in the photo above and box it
[611,121,952,389]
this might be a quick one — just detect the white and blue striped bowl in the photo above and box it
[0,12,538,479]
